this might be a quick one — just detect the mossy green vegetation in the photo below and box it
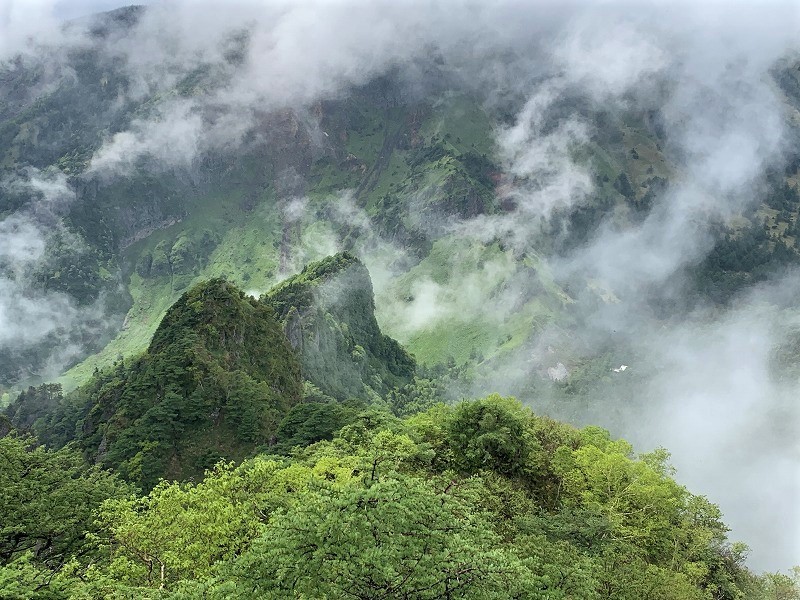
[38,279,302,490]
[18,254,418,490]
[2,254,797,598]
[1,396,792,599]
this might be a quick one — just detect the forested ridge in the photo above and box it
[28,278,302,490]
[2,396,797,599]
[2,255,798,598]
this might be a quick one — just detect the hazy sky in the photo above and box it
[53,0,135,19]
[0,0,141,22]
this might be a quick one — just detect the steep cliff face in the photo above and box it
[264,252,416,401]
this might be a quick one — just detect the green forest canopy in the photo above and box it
[2,396,798,599]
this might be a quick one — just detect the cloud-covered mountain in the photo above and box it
[0,0,798,572]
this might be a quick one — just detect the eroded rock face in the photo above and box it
[284,306,304,352]
[263,252,415,401]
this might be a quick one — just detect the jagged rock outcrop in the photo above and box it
[263,252,416,401]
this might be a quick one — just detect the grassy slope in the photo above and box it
[373,238,571,366]
[62,92,684,389]
[62,183,284,387]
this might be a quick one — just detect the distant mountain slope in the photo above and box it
[0,7,798,455]
[1,40,797,390]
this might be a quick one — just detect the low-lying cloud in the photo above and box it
[0,0,798,572]
[0,170,86,372]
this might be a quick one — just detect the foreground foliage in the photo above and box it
[1,396,794,599]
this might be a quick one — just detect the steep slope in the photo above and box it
[2,51,792,392]
[16,254,419,488]
[39,85,497,388]
[37,279,302,489]
[263,252,416,402]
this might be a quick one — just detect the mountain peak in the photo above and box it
[264,253,415,401]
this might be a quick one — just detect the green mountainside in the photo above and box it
[1,4,799,597]
[21,279,301,489]
[2,258,798,597]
